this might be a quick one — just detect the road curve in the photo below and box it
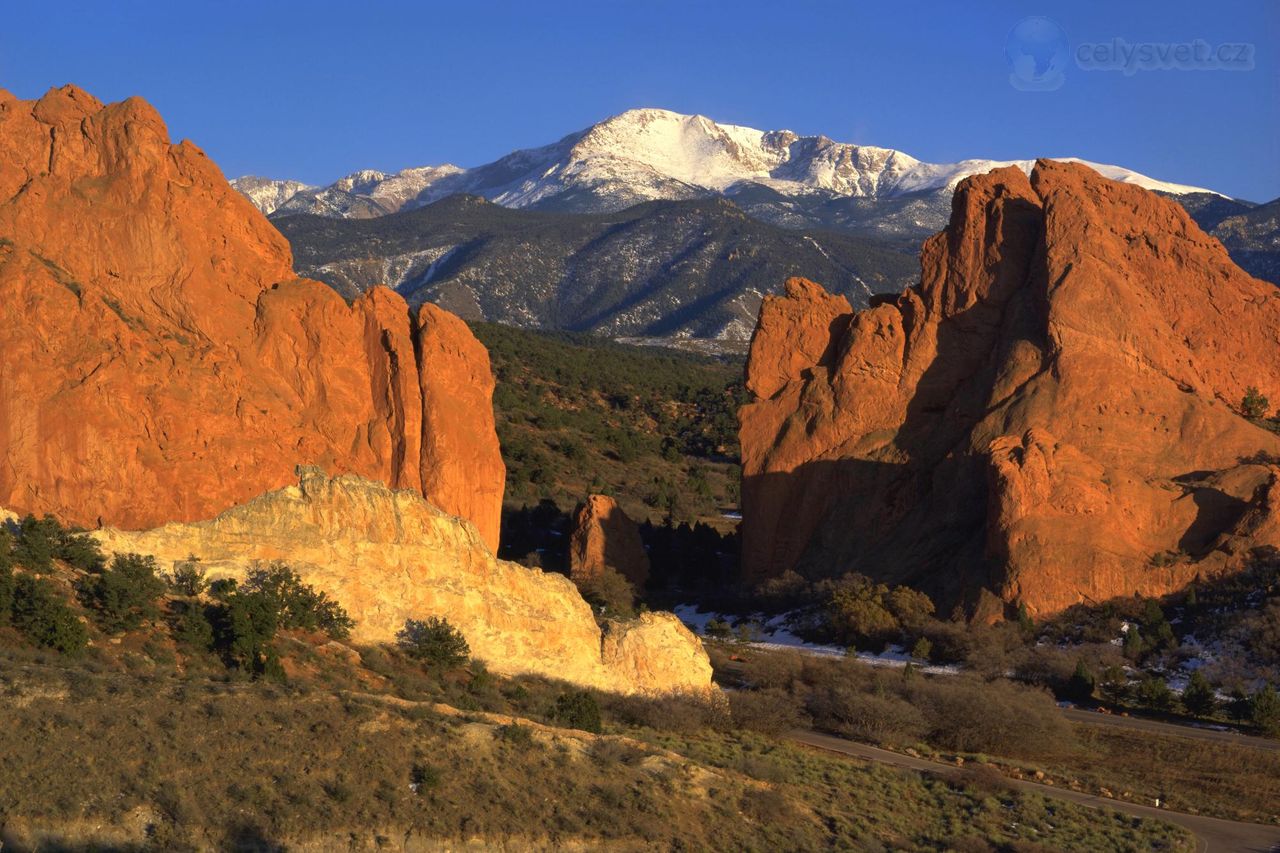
[789,729,1280,853]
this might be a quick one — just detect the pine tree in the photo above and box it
[1181,671,1217,717]
[1066,659,1096,703]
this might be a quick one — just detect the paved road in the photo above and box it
[1061,708,1280,753]
[789,729,1280,853]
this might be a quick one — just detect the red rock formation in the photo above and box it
[416,303,505,549]
[740,161,1280,617]
[569,494,650,588]
[0,85,503,549]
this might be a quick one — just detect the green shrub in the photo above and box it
[11,515,58,571]
[826,578,897,649]
[240,563,354,639]
[1242,386,1271,419]
[11,573,88,654]
[574,566,635,619]
[0,530,14,624]
[174,601,215,652]
[410,763,441,794]
[705,617,731,638]
[396,617,470,669]
[1122,626,1145,660]
[10,515,104,572]
[83,553,165,633]
[56,527,107,573]
[496,723,536,748]
[1136,675,1175,712]
[166,556,208,597]
[821,573,936,650]
[203,569,352,676]
[209,577,238,600]
[554,690,603,733]
[221,589,280,676]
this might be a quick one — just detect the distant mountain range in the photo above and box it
[235,108,1215,239]
[277,194,918,343]
[1176,193,1280,286]
[236,108,1277,345]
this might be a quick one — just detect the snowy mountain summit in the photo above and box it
[234,108,1217,220]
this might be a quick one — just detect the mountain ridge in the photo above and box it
[233,107,1219,221]
[276,193,920,342]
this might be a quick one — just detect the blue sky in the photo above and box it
[3,0,1277,200]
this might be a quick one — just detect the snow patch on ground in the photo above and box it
[673,604,962,676]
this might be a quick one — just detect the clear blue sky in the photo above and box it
[3,0,1277,200]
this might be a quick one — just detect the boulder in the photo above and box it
[740,161,1280,617]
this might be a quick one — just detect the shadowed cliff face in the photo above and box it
[740,161,1280,618]
[0,86,503,549]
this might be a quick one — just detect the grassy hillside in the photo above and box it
[473,321,745,532]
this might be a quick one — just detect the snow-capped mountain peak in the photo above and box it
[233,108,1221,219]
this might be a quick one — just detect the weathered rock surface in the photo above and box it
[569,494,651,587]
[92,469,712,695]
[0,86,502,548]
[740,160,1280,617]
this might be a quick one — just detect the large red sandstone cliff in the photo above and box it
[0,85,504,548]
[740,161,1280,617]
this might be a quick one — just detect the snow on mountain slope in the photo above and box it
[233,108,1220,218]
[233,165,464,219]
[230,176,315,215]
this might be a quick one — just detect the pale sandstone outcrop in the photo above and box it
[740,161,1280,617]
[91,469,712,695]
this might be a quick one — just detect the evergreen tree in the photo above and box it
[1181,671,1217,717]
[84,553,165,634]
[11,574,88,654]
[1250,684,1280,737]
[1136,675,1175,711]
[1065,659,1096,703]
[0,530,14,624]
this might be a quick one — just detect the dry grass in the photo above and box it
[0,661,787,851]
[641,730,1194,853]
[713,643,1280,826]
[1042,724,1280,824]
[0,636,1198,852]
